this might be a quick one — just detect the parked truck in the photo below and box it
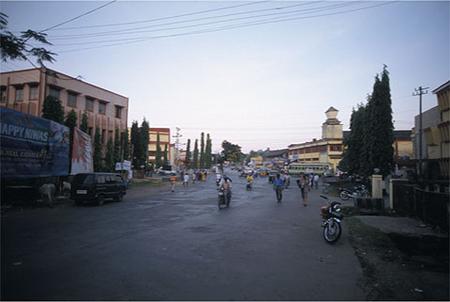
[0,107,92,206]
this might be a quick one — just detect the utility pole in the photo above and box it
[413,86,429,177]
[172,127,182,169]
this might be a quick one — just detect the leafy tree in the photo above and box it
[340,104,366,174]
[140,119,149,168]
[155,132,162,168]
[64,109,77,130]
[122,129,130,160]
[105,137,115,172]
[185,139,191,168]
[205,133,212,168]
[192,139,199,169]
[369,66,394,176]
[163,144,168,165]
[221,140,244,163]
[130,121,141,168]
[80,111,88,133]
[0,13,56,66]
[42,95,64,123]
[200,132,205,169]
[113,128,121,164]
[93,128,103,172]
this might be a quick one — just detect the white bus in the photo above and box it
[288,162,331,175]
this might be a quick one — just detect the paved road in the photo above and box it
[1,170,365,300]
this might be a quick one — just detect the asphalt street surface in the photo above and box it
[2,170,365,300]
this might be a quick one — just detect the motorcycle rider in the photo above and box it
[219,175,232,206]
[246,173,254,190]
[273,173,285,202]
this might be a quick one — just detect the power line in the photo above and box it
[52,2,354,46]
[39,0,117,33]
[49,1,329,40]
[48,1,272,31]
[55,1,397,54]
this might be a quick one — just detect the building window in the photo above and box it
[98,102,106,115]
[48,86,60,99]
[88,127,93,136]
[0,86,6,103]
[115,105,122,119]
[15,86,24,101]
[29,84,39,100]
[85,97,94,112]
[329,145,342,152]
[67,92,77,108]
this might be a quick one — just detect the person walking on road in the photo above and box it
[313,174,320,190]
[183,173,189,188]
[298,174,309,206]
[273,174,285,203]
[170,175,177,192]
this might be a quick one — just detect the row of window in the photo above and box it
[289,144,342,155]
[0,85,123,119]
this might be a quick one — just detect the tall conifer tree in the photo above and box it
[200,132,205,169]
[155,132,162,168]
[193,139,199,169]
[185,139,191,168]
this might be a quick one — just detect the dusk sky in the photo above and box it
[1,0,449,153]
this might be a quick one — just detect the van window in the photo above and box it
[96,175,106,184]
[73,174,94,186]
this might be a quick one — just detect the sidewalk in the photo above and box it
[356,215,448,238]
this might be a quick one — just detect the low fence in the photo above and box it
[392,180,449,231]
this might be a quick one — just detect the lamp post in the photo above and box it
[413,86,429,178]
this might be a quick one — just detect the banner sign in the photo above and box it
[71,127,93,175]
[0,107,70,178]
[115,160,131,171]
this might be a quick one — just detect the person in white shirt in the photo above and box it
[183,173,189,187]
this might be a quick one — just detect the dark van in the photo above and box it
[71,173,127,206]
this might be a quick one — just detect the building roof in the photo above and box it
[432,80,450,94]
[263,149,288,158]
[0,67,129,99]
[326,106,338,113]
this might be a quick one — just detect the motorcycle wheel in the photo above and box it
[339,191,350,201]
[323,220,342,244]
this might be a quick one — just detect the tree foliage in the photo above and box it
[42,95,64,124]
[122,129,130,160]
[185,139,191,168]
[155,132,162,169]
[221,140,244,163]
[0,13,56,66]
[140,119,149,168]
[341,66,394,177]
[163,144,168,165]
[192,139,199,169]
[80,111,88,133]
[205,133,212,168]
[105,137,115,172]
[113,128,121,164]
[130,121,141,168]
[200,132,205,169]
[93,128,103,172]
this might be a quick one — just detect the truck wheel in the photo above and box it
[97,195,105,206]
[114,193,123,202]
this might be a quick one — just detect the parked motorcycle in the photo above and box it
[339,184,369,200]
[320,195,344,244]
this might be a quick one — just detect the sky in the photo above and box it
[1,0,449,153]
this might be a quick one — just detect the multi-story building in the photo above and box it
[148,128,171,165]
[0,68,129,144]
[412,80,450,178]
[288,107,344,171]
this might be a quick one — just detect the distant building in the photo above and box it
[412,80,449,179]
[148,128,170,165]
[0,67,129,145]
[288,107,344,171]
